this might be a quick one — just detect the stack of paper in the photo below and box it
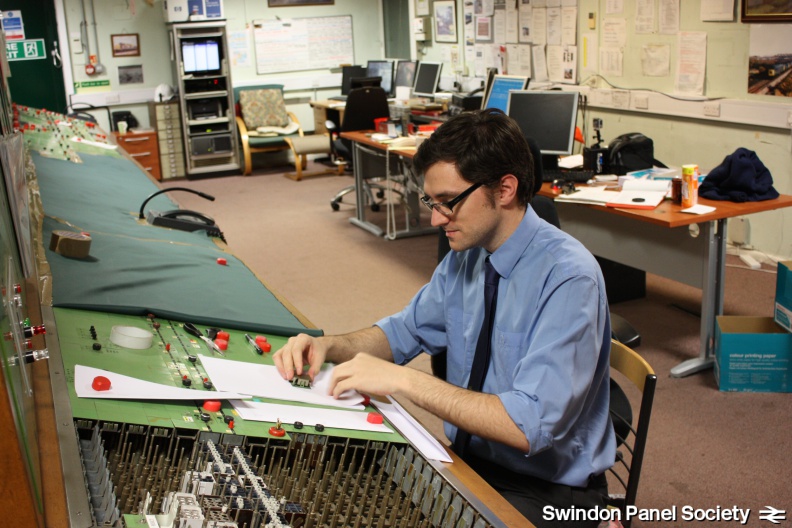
[606,179,670,210]
[554,186,613,206]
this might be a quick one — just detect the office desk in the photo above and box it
[341,130,437,239]
[539,183,792,377]
[310,99,346,133]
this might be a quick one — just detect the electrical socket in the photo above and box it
[703,101,720,117]
[729,216,749,246]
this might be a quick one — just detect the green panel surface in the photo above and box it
[33,149,320,337]
[55,308,403,444]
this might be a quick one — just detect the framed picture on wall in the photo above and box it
[268,0,334,6]
[111,34,140,57]
[434,0,457,43]
[415,0,430,17]
[742,1,792,22]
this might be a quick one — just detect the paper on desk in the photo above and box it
[681,204,716,214]
[606,179,670,209]
[371,396,452,462]
[199,355,365,409]
[230,400,393,434]
[554,186,613,205]
[74,365,249,400]
[558,154,584,169]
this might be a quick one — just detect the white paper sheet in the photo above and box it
[554,186,613,205]
[681,204,716,215]
[372,396,452,463]
[230,400,393,434]
[198,355,365,409]
[75,365,249,400]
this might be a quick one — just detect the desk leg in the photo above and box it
[348,141,385,237]
[670,219,727,378]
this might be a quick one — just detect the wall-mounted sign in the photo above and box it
[0,10,25,40]
[6,39,45,61]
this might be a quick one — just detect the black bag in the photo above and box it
[608,133,664,175]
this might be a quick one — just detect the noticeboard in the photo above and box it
[253,15,354,74]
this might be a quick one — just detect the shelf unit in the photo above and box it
[170,21,239,176]
[148,100,186,180]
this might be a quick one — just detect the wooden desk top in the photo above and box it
[539,182,792,228]
[340,130,419,158]
[310,99,347,110]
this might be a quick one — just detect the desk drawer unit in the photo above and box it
[114,131,161,180]
[149,101,186,179]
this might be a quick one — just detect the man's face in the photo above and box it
[423,161,500,252]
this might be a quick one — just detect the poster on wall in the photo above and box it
[748,24,792,97]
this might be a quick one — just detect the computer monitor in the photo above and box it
[483,75,530,113]
[507,90,579,168]
[366,60,394,96]
[340,65,367,95]
[350,76,382,90]
[412,62,442,98]
[394,60,418,89]
[182,39,222,76]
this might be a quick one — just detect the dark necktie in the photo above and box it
[453,256,500,460]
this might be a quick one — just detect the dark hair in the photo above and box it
[413,109,535,206]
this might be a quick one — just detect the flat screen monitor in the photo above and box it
[182,39,221,75]
[394,60,418,89]
[366,60,394,96]
[412,62,442,98]
[483,75,530,113]
[506,90,579,156]
[340,65,367,95]
[350,76,382,90]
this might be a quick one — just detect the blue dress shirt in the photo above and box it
[376,206,616,487]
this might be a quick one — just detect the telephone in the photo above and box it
[138,187,224,240]
[147,208,216,232]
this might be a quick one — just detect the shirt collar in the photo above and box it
[488,206,540,280]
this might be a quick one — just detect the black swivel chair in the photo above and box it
[328,86,392,212]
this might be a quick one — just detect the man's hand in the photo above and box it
[329,353,411,399]
[273,333,327,381]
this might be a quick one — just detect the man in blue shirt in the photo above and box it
[274,109,615,527]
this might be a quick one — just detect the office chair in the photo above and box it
[329,86,392,212]
[607,339,657,527]
[233,84,305,176]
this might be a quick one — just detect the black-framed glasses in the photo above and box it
[421,182,482,216]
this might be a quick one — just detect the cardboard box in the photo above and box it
[774,261,792,332]
[714,316,792,392]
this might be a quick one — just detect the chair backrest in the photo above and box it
[607,339,657,527]
[232,84,284,105]
[341,86,390,132]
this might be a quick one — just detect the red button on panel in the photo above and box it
[203,400,222,412]
[92,376,111,391]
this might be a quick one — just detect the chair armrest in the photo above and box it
[287,111,304,137]
[236,116,250,141]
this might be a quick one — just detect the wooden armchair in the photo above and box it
[233,84,305,175]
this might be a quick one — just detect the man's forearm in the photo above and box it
[399,368,530,453]
[323,326,394,364]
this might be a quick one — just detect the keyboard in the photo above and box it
[542,169,595,183]
[329,95,347,102]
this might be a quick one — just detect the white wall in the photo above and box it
[58,0,792,259]
[62,0,384,130]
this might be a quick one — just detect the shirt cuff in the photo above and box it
[499,391,554,455]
